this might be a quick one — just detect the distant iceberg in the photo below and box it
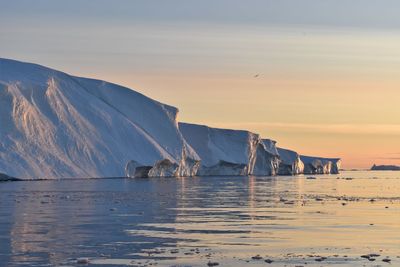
[371,164,400,171]
[0,172,20,182]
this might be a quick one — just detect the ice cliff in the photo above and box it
[0,58,199,179]
[276,148,340,175]
[276,148,304,175]
[300,156,341,175]
[262,139,281,176]
[179,123,279,176]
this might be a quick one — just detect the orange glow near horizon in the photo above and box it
[78,68,400,170]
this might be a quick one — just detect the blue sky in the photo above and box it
[3,0,400,28]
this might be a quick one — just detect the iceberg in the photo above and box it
[276,148,305,175]
[0,58,199,179]
[300,156,341,174]
[330,158,341,174]
[261,139,281,176]
[179,123,279,176]
[371,164,400,171]
[0,172,20,182]
[0,58,342,179]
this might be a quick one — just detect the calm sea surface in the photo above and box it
[0,171,399,266]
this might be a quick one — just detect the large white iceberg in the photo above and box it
[0,58,200,179]
[0,58,342,179]
[179,123,279,176]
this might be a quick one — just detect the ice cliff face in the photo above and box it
[276,148,304,175]
[300,156,341,175]
[179,123,279,176]
[0,58,199,179]
[275,149,341,175]
[261,139,281,176]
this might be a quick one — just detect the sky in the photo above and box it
[1,0,400,169]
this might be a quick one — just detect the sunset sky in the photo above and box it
[2,0,400,169]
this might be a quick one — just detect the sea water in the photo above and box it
[0,171,399,266]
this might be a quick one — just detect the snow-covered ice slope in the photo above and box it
[0,58,199,179]
[300,155,341,174]
[276,148,304,175]
[179,123,279,176]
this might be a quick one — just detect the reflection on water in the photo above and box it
[0,171,399,266]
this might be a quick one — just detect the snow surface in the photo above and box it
[0,58,199,179]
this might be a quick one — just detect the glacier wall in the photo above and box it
[276,148,341,175]
[276,148,304,175]
[179,123,280,176]
[300,156,341,175]
[260,139,281,176]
